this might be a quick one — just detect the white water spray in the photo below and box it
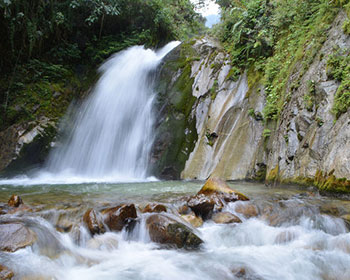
[44,42,180,182]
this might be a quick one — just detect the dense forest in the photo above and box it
[0,0,205,130]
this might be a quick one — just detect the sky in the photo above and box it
[192,0,220,17]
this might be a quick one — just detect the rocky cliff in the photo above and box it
[153,11,350,192]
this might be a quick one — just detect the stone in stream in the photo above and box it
[0,223,37,252]
[8,194,23,207]
[83,209,106,235]
[234,203,258,218]
[181,213,203,228]
[0,265,14,280]
[142,203,167,213]
[146,214,203,250]
[102,204,137,231]
[212,212,242,224]
[187,178,249,219]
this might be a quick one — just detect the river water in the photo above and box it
[0,181,350,280]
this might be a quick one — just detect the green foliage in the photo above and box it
[327,50,350,118]
[263,128,271,138]
[0,0,205,130]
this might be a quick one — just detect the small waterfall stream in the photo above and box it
[45,42,180,182]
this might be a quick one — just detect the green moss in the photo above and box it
[266,165,279,181]
[314,169,350,193]
[327,51,350,119]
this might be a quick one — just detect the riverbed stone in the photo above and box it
[0,265,14,280]
[142,203,167,213]
[198,178,249,201]
[0,223,37,252]
[83,209,106,235]
[212,212,242,224]
[235,203,258,218]
[181,213,203,227]
[102,204,137,231]
[8,194,23,207]
[187,178,249,219]
[146,214,203,249]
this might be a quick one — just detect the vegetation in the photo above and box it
[213,0,342,121]
[0,0,205,130]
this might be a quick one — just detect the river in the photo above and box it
[1,181,350,280]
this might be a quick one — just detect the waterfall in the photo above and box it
[45,41,180,182]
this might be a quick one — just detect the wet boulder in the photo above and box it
[181,213,203,228]
[198,178,249,202]
[234,203,258,218]
[212,212,242,224]
[142,203,167,213]
[187,178,249,219]
[102,204,137,231]
[0,265,14,280]
[0,223,37,252]
[83,209,106,235]
[187,194,221,219]
[146,214,203,249]
[8,195,23,207]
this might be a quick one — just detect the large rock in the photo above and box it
[0,223,37,252]
[235,203,258,218]
[212,212,242,224]
[142,203,167,213]
[0,117,57,175]
[187,178,249,219]
[83,209,106,235]
[181,213,203,228]
[198,178,249,201]
[0,265,14,280]
[102,204,137,231]
[8,195,23,207]
[146,214,203,249]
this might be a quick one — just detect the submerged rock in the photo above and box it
[235,203,259,218]
[142,203,167,213]
[187,178,249,219]
[181,213,203,228]
[83,209,106,235]
[102,204,137,231]
[0,223,37,252]
[8,195,23,207]
[0,265,14,280]
[146,214,203,249]
[212,212,242,224]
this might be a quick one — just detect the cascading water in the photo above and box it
[45,42,180,182]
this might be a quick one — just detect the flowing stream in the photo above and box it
[0,181,350,280]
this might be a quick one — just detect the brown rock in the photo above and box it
[83,209,106,235]
[8,195,23,207]
[146,214,203,249]
[187,178,249,220]
[198,178,249,201]
[0,265,14,280]
[181,213,203,228]
[187,194,220,219]
[142,203,167,213]
[102,204,137,231]
[178,204,191,215]
[0,223,37,252]
[235,203,258,218]
[212,212,242,224]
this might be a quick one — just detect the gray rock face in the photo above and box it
[0,223,37,252]
[0,117,57,175]
[155,12,350,184]
[266,11,350,182]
